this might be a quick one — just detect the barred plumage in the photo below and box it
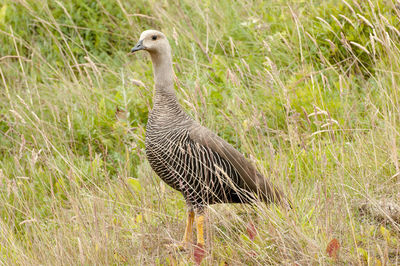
[146,110,252,209]
[130,29,289,249]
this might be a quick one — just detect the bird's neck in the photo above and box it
[150,51,177,105]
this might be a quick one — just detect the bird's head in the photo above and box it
[130,30,170,55]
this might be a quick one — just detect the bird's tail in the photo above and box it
[256,173,292,210]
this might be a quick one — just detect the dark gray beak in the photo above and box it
[130,40,145,53]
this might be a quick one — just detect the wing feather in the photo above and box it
[189,123,289,207]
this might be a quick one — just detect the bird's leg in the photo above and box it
[195,211,205,246]
[193,210,206,264]
[181,209,195,246]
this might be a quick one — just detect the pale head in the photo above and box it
[130,30,170,55]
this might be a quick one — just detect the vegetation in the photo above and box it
[1,0,399,264]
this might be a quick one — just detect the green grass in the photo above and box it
[1,0,399,264]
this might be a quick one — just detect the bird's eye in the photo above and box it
[152,35,157,40]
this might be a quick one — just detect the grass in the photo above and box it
[0,0,399,264]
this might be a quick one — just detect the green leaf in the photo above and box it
[0,5,7,25]
[380,225,391,242]
[128,178,142,193]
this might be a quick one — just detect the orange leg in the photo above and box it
[195,214,205,246]
[182,210,195,245]
[193,212,206,264]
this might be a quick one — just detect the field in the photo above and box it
[1,0,399,264]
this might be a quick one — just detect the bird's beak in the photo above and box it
[130,40,145,53]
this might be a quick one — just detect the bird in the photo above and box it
[130,30,289,250]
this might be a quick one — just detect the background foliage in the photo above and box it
[1,0,399,264]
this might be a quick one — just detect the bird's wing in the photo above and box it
[188,123,287,206]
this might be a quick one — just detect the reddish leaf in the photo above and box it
[194,244,205,265]
[246,221,257,241]
[326,238,340,259]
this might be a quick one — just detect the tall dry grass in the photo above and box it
[0,0,399,264]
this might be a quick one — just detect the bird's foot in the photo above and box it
[194,243,205,265]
